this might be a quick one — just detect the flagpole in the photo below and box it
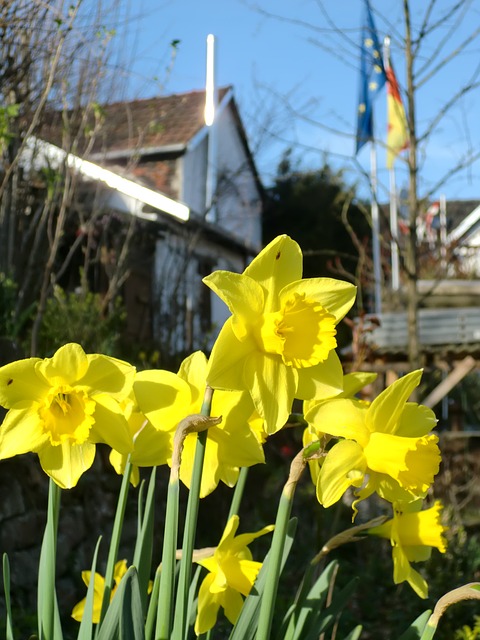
[384,36,400,291]
[440,193,447,272]
[389,168,400,290]
[370,142,382,314]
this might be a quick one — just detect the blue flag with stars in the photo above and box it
[355,0,387,154]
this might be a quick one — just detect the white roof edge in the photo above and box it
[89,143,186,161]
[447,204,480,244]
[22,137,190,222]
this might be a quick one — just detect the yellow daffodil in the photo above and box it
[194,515,274,635]
[109,376,185,486]
[303,371,377,486]
[368,500,448,598]
[71,558,151,623]
[305,370,440,513]
[203,235,356,435]
[133,351,265,497]
[0,343,134,488]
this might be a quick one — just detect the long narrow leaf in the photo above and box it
[343,624,363,640]
[133,467,157,614]
[229,518,297,640]
[77,537,102,640]
[97,566,145,640]
[185,565,203,631]
[279,561,338,640]
[97,459,133,631]
[3,553,14,640]
[38,479,63,640]
[302,577,359,640]
[145,567,161,640]
[156,477,179,639]
[399,610,431,640]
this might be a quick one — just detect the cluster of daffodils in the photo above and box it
[0,235,448,634]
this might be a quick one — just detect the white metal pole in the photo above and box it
[370,142,382,314]
[440,193,447,272]
[383,35,400,292]
[205,34,218,222]
[389,168,400,290]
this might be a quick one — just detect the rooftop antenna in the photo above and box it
[204,34,218,222]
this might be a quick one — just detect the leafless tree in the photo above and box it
[245,0,480,370]
[0,0,160,356]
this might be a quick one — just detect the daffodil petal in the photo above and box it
[295,350,343,400]
[230,525,275,555]
[39,441,96,489]
[317,440,366,508]
[305,397,369,444]
[178,351,208,405]
[243,352,296,435]
[342,371,377,397]
[392,546,428,598]
[217,515,240,550]
[195,573,221,635]
[243,235,302,311]
[81,354,135,399]
[129,421,171,467]
[90,394,133,455]
[0,407,48,457]
[396,403,437,437]
[180,432,220,497]
[0,358,47,407]
[37,343,89,385]
[211,424,264,471]
[220,586,244,625]
[134,370,191,430]
[367,370,423,435]
[224,557,262,596]
[202,271,264,340]
[206,319,256,391]
[279,277,356,323]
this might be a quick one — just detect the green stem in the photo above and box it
[227,466,249,520]
[155,474,180,640]
[256,450,306,640]
[97,458,132,630]
[171,386,213,640]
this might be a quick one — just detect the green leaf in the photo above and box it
[145,567,161,640]
[97,460,133,628]
[133,468,156,614]
[229,518,297,640]
[300,577,359,640]
[37,480,63,640]
[97,566,145,640]
[3,554,14,640]
[399,610,432,640]
[279,561,338,640]
[77,537,102,640]
[343,625,363,640]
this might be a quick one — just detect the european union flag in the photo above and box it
[355,0,387,154]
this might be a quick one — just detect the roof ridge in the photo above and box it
[102,85,233,109]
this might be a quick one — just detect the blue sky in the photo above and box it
[99,0,480,203]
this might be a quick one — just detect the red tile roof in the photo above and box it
[91,86,232,154]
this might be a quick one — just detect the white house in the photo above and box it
[34,87,264,361]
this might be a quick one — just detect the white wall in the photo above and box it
[215,106,262,250]
[180,101,262,252]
